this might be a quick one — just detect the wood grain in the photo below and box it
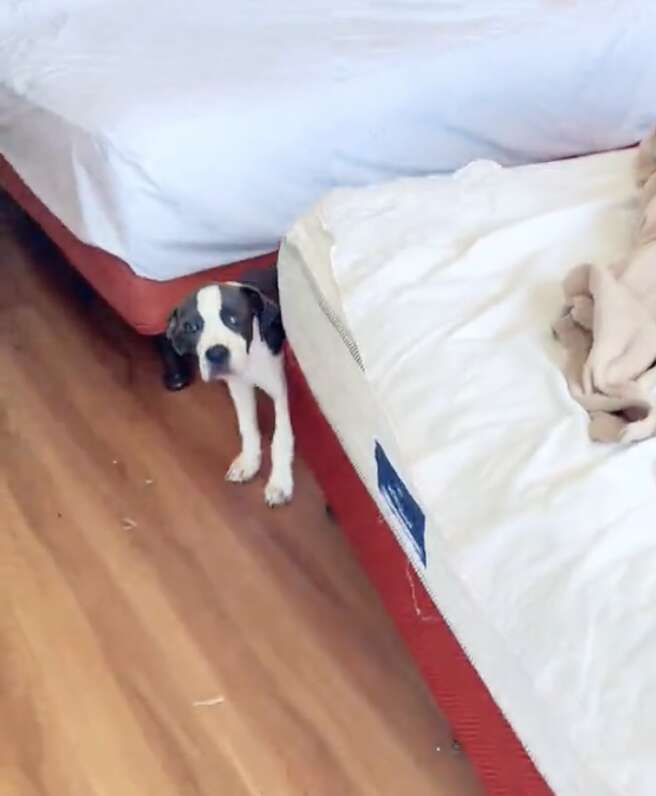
[0,209,484,796]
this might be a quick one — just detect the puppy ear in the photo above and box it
[241,286,285,354]
[166,308,179,340]
[165,307,192,356]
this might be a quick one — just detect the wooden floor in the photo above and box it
[0,206,484,796]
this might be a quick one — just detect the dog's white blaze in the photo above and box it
[196,285,248,380]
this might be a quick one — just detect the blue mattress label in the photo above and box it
[375,441,426,566]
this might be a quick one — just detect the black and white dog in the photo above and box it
[166,269,294,507]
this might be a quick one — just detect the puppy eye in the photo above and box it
[225,314,239,328]
[183,320,199,334]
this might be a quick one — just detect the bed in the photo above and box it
[279,146,656,795]
[1,0,655,338]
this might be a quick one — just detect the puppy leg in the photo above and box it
[225,378,261,483]
[264,377,294,507]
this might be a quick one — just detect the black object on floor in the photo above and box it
[155,334,193,391]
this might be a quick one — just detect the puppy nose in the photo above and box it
[205,344,229,366]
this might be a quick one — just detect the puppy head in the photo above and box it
[166,283,283,382]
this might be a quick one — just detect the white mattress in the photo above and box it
[2,1,656,281]
[279,147,656,796]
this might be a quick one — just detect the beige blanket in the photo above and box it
[554,132,656,443]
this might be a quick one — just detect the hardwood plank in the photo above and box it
[0,212,484,796]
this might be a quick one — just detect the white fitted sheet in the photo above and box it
[279,147,656,796]
[1,0,656,280]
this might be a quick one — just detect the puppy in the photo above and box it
[166,270,294,507]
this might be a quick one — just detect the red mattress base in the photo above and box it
[0,156,276,335]
[286,349,553,796]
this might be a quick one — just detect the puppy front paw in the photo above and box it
[264,475,293,508]
[226,452,261,483]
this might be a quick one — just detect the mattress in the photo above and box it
[2,2,656,282]
[279,147,656,796]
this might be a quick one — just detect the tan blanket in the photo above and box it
[554,132,656,443]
